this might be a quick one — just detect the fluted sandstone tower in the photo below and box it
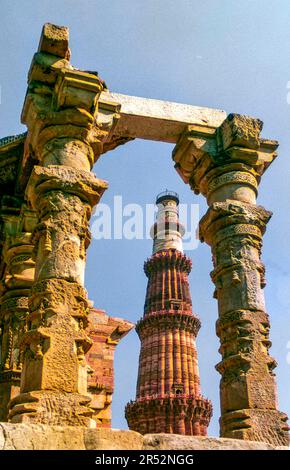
[125,191,212,435]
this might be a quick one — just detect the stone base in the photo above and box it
[8,391,95,427]
[220,409,289,447]
[0,423,288,450]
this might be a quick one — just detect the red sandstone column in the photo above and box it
[175,410,186,434]
[137,334,148,398]
[191,338,201,396]
[144,333,153,396]
[151,329,159,395]
[173,328,182,387]
[180,329,189,394]
[141,335,150,397]
[165,329,173,393]
[158,330,166,396]
[186,330,195,394]
[161,269,165,309]
[192,420,201,435]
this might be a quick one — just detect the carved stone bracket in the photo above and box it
[172,115,278,204]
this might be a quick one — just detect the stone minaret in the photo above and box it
[125,191,212,435]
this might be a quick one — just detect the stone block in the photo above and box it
[220,114,263,151]
[28,52,70,85]
[38,23,69,59]
[0,424,288,450]
[84,428,143,450]
[0,423,85,450]
[143,433,287,450]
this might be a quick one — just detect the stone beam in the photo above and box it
[0,94,228,174]
[99,91,227,144]
[0,95,227,167]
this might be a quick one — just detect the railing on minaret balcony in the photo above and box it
[125,191,212,436]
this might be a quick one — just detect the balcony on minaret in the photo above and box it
[172,383,184,395]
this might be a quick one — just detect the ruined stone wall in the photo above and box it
[86,307,133,428]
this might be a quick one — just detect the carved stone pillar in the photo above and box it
[0,201,36,421]
[8,24,119,426]
[173,114,289,446]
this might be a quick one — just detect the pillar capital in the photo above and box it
[20,23,121,177]
[21,67,111,168]
[172,114,278,204]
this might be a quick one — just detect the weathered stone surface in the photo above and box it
[0,22,288,449]
[143,433,287,451]
[0,139,24,191]
[28,52,71,85]
[99,91,227,143]
[0,424,287,450]
[38,23,69,59]
[0,23,133,429]
[172,112,289,446]
[172,118,278,195]
[84,428,143,450]
[0,427,4,450]
[0,201,37,421]
[7,23,111,425]
[86,308,134,428]
[220,113,263,150]
[0,423,85,450]
[9,163,106,425]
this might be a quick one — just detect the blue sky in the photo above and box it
[1,0,290,436]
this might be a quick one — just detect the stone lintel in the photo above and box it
[5,98,278,179]
[99,91,227,144]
